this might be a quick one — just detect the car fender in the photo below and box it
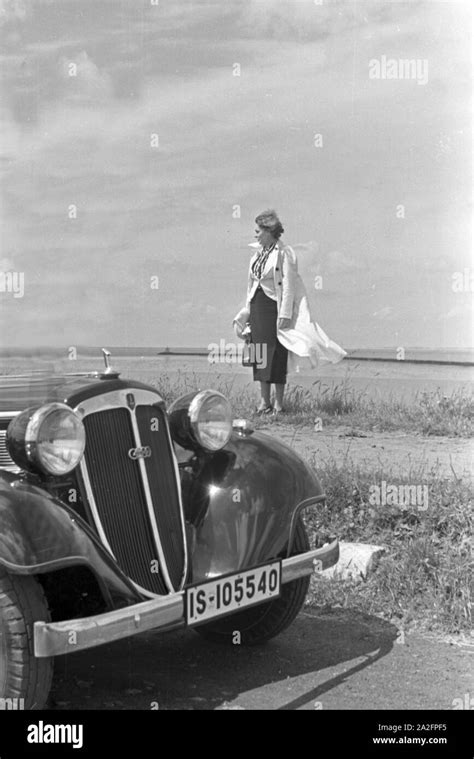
[185,430,325,583]
[0,470,142,608]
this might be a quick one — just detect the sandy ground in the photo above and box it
[49,608,473,711]
[269,423,473,480]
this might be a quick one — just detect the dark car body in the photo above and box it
[0,366,338,661]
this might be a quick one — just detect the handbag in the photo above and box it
[241,323,255,367]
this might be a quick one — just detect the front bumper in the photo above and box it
[34,538,339,658]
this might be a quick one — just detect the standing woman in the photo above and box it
[234,210,347,410]
[246,209,295,415]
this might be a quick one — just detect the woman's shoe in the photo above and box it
[255,404,273,415]
[272,406,286,417]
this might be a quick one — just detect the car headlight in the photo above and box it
[168,390,232,452]
[7,403,86,476]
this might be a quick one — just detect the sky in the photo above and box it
[0,0,472,350]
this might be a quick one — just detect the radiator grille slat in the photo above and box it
[136,405,185,589]
[83,408,169,595]
[0,429,15,469]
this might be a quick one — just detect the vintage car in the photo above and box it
[0,351,339,709]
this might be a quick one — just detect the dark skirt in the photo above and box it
[249,287,288,383]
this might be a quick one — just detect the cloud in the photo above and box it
[235,0,361,41]
[422,256,453,272]
[373,306,394,320]
[0,257,15,270]
[442,302,474,320]
[292,241,318,255]
[0,0,28,26]
[59,50,112,102]
[326,250,362,272]
[0,0,471,350]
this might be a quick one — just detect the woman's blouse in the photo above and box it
[250,244,278,301]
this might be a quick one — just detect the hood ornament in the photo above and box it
[101,348,120,379]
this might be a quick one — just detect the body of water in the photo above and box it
[1,349,473,402]
[1,346,474,365]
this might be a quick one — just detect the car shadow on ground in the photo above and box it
[49,606,398,710]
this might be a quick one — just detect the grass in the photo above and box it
[265,383,473,437]
[303,458,473,635]
[1,357,472,437]
[151,371,474,438]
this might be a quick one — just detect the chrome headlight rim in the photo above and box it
[9,402,86,476]
[188,390,232,452]
[169,389,233,452]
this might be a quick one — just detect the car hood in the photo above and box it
[0,374,159,414]
[0,374,102,414]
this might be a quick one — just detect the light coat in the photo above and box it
[233,241,347,373]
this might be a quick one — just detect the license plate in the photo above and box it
[186,561,281,625]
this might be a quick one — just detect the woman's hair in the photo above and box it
[255,209,285,239]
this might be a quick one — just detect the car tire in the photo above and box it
[194,517,311,646]
[0,567,53,710]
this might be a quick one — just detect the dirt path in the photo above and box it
[49,608,473,710]
[269,424,473,480]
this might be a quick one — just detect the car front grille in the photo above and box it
[135,405,186,592]
[0,416,19,471]
[0,430,14,469]
[80,394,186,596]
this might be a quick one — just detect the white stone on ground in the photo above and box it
[321,542,385,582]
